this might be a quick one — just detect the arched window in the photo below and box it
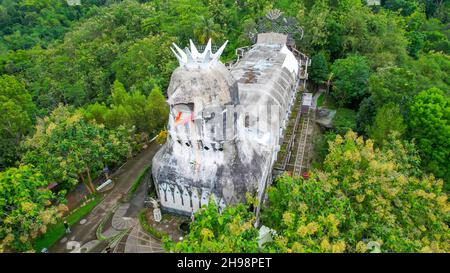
[197,140,203,150]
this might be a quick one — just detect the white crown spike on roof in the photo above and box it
[213,40,228,61]
[189,39,201,59]
[172,43,186,58]
[184,48,194,63]
[170,39,228,68]
[170,47,185,65]
[202,50,212,65]
[171,43,187,65]
[203,39,212,58]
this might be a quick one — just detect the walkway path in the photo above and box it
[109,175,166,253]
[292,90,321,176]
[50,142,161,253]
[122,224,165,253]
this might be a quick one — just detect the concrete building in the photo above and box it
[66,0,81,6]
[367,0,381,6]
[152,33,304,216]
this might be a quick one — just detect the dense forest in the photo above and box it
[0,0,448,252]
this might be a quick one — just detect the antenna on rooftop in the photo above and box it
[254,9,304,44]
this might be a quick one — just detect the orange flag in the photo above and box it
[175,112,182,125]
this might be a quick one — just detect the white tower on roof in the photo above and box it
[66,0,81,6]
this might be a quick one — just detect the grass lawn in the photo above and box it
[333,108,357,135]
[32,195,102,252]
[127,166,150,199]
[138,209,166,239]
[317,93,325,107]
[317,92,338,110]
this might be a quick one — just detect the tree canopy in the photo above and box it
[368,103,406,146]
[166,202,259,253]
[408,87,450,186]
[22,105,132,192]
[331,55,370,107]
[176,132,449,253]
[263,131,448,253]
[0,75,35,168]
[0,165,67,252]
[84,80,169,138]
[309,52,330,86]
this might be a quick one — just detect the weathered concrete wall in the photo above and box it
[152,34,300,215]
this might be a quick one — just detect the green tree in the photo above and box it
[356,96,376,135]
[110,80,128,106]
[406,31,425,58]
[194,16,224,44]
[126,90,156,135]
[85,81,169,138]
[368,103,406,146]
[382,0,419,16]
[166,201,259,253]
[0,165,67,252]
[418,0,448,19]
[147,86,169,136]
[262,131,449,253]
[408,87,450,187]
[331,55,370,107]
[108,80,168,135]
[313,131,337,168]
[104,105,133,130]
[367,52,449,112]
[83,102,108,126]
[22,105,132,192]
[309,52,329,86]
[323,4,408,65]
[0,0,104,51]
[156,0,210,43]
[0,75,35,169]
[368,66,418,109]
[22,1,162,109]
[111,35,176,92]
[103,80,134,130]
[333,108,357,135]
[297,0,330,51]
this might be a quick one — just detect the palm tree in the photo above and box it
[194,16,223,44]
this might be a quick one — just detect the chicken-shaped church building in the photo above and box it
[152,32,305,216]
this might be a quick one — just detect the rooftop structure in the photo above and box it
[66,0,81,6]
[301,92,313,114]
[367,0,381,6]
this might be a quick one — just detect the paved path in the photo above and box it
[50,142,161,253]
[122,224,165,253]
[110,181,165,253]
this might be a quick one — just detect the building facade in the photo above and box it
[152,33,302,216]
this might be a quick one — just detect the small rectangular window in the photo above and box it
[245,113,250,128]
